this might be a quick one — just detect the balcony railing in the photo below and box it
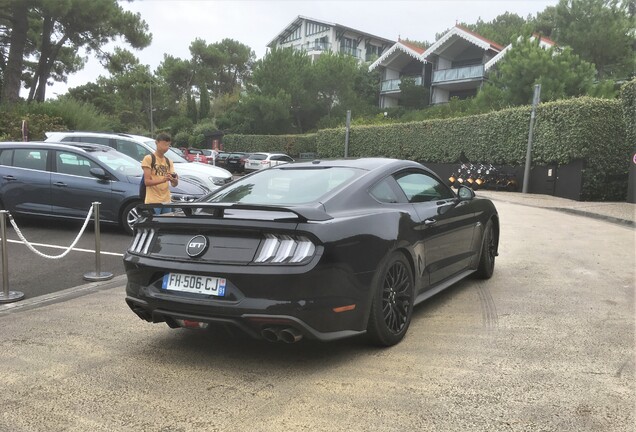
[380,76,423,93]
[339,47,361,58]
[304,41,332,52]
[432,65,485,84]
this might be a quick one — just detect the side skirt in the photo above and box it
[414,269,476,306]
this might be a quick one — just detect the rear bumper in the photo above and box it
[125,296,365,342]
[124,259,375,342]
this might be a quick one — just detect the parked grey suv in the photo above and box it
[0,142,205,234]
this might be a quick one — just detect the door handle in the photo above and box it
[2,175,16,181]
[424,218,437,226]
[53,182,68,187]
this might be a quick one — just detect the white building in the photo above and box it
[267,16,395,63]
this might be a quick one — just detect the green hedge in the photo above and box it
[223,94,632,201]
[223,133,318,156]
[0,112,67,141]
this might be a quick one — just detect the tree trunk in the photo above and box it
[28,15,53,102]
[1,0,29,105]
[35,35,67,102]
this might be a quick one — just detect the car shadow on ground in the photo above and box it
[128,277,482,369]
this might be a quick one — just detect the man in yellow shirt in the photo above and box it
[141,132,179,214]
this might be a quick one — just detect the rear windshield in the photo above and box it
[205,167,362,205]
[249,153,268,161]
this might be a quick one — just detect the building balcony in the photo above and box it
[304,41,332,52]
[380,76,423,93]
[432,64,485,84]
[339,47,361,58]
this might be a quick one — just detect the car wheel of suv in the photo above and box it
[366,252,414,347]
[121,201,142,235]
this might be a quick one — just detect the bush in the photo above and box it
[222,96,630,201]
[173,131,190,147]
[25,96,113,131]
[0,110,66,141]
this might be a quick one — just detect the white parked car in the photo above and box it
[244,152,294,172]
[45,132,233,192]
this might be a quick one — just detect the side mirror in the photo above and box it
[89,167,108,179]
[457,185,475,201]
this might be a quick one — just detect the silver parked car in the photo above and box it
[244,152,294,172]
[45,131,233,192]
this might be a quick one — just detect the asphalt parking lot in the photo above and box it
[0,216,130,298]
[0,198,633,432]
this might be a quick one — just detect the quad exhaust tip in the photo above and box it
[261,326,303,343]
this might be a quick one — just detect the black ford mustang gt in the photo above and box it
[124,158,499,346]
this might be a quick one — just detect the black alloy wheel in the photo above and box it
[475,219,496,279]
[367,252,414,346]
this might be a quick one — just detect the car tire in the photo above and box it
[475,219,496,279]
[121,201,142,235]
[366,252,414,347]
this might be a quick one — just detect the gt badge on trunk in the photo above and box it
[186,235,209,258]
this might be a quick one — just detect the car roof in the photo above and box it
[46,131,154,144]
[0,141,112,154]
[273,157,420,172]
[249,152,289,157]
[41,141,115,153]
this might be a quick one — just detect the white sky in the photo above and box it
[45,0,559,98]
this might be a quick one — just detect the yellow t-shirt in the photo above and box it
[141,154,172,204]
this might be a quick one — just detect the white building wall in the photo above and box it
[437,57,452,69]
[432,87,449,104]
[385,69,400,80]
[381,95,399,108]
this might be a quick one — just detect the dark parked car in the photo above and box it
[225,152,250,173]
[215,151,230,168]
[124,158,499,346]
[0,142,206,234]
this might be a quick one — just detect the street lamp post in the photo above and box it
[522,84,541,194]
[149,78,154,136]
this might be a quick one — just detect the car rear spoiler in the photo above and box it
[138,202,333,223]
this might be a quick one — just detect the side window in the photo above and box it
[13,149,48,171]
[56,151,96,177]
[282,156,294,162]
[78,136,110,147]
[370,177,402,204]
[0,150,13,166]
[396,172,455,203]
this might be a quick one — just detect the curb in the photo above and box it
[479,194,634,228]
[554,207,634,228]
[0,274,127,316]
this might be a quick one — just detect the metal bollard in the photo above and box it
[83,202,114,282]
[0,210,24,303]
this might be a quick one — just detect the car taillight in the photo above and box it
[260,161,269,165]
[129,228,156,255]
[254,234,316,264]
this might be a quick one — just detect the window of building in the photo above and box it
[306,22,329,36]
[282,25,302,44]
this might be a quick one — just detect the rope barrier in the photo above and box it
[0,202,114,303]
[8,204,94,259]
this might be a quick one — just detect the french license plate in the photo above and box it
[162,273,226,297]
